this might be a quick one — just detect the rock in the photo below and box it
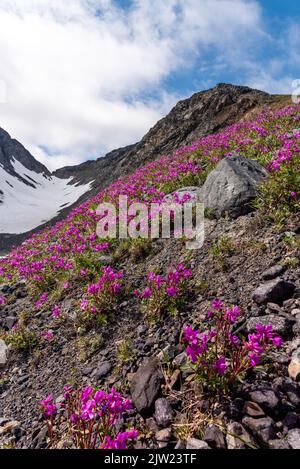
[94,361,112,380]
[268,439,290,449]
[287,429,300,449]
[246,315,292,338]
[130,359,163,415]
[0,420,20,435]
[81,366,94,376]
[242,417,276,445]
[200,154,267,218]
[136,325,147,336]
[291,308,300,316]
[186,438,210,449]
[226,422,254,449]
[156,428,172,448]
[4,316,17,329]
[0,339,8,369]
[274,377,300,408]
[288,358,300,382]
[204,424,226,449]
[157,345,176,361]
[266,303,283,314]
[262,265,284,281]
[243,401,265,418]
[252,279,295,305]
[175,440,186,449]
[172,352,187,367]
[282,412,298,429]
[248,389,279,413]
[154,398,173,427]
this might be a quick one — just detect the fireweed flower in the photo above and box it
[212,299,223,310]
[39,385,138,449]
[214,356,228,376]
[35,293,47,309]
[52,305,60,318]
[40,394,57,417]
[41,330,54,341]
[182,303,283,390]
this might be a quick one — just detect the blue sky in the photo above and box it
[0,0,299,170]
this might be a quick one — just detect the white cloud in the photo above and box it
[0,0,285,170]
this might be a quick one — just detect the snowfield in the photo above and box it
[0,158,93,234]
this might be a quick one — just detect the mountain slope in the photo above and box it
[0,84,277,253]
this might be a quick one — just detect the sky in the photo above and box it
[0,0,299,171]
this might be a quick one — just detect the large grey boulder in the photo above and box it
[130,359,163,416]
[201,154,267,218]
[0,339,8,369]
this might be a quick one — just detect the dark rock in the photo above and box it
[200,154,267,218]
[81,366,94,376]
[226,422,255,449]
[226,398,244,420]
[154,398,173,428]
[172,352,187,367]
[131,359,163,415]
[4,316,17,329]
[287,429,300,449]
[282,412,298,429]
[248,389,279,413]
[94,361,112,380]
[186,438,210,449]
[252,279,295,305]
[246,315,292,338]
[262,265,284,281]
[204,424,226,449]
[242,416,276,445]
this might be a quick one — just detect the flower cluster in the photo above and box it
[182,300,282,391]
[0,296,6,306]
[81,266,123,322]
[39,386,138,449]
[135,264,192,320]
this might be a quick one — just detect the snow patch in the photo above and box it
[0,159,94,234]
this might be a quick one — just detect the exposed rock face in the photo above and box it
[130,359,163,416]
[200,154,267,218]
[0,128,50,183]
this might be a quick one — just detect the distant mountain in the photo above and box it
[0,83,276,253]
[0,127,93,236]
